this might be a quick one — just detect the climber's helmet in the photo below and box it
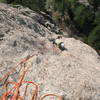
[60,42,64,47]
[60,42,64,48]
[59,42,66,51]
[59,42,67,51]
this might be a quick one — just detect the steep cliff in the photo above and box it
[0,3,100,100]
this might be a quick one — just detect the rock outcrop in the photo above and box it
[0,3,100,100]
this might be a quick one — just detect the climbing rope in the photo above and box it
[0,52,62,100]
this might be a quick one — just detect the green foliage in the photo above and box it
[6,0,46,11]
[60,0,94,35]
[87,11,100,50]
[73,4,94,34]
[87,25,100,50]
[46,0,69,16]
[88,0,100,10]
[0,0,6,3]
[66,0,78,8]
[45,0,54,11]
[63,0,99,50]
[94,11,100,25]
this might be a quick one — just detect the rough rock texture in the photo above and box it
[0,3,100,100]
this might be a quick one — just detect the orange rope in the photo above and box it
[0,52,62,100]
[40,94,62,100]
[0,53,38,82]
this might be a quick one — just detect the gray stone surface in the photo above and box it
[0,3,100,100]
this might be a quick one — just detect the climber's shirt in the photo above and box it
[54,39,62,47]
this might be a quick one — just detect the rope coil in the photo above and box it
[0,53,62,100]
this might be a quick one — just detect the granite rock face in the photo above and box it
[0,3,100,100]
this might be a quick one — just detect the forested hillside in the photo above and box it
[0,0,100,53]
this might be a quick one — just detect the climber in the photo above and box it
[51,36,67,51]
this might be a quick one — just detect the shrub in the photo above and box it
[73,4,94,34]
[94,11,100,26]
[0,0,6,3]
[87,25,100,50]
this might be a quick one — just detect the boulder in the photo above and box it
[0,3,100,100]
